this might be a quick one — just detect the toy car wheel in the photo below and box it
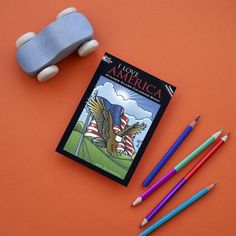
[56,7,77,19]
[37,65,59,82]
[78,40,99,57]
[16,32,36,48]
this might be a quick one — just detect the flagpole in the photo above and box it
[74,90,98,157]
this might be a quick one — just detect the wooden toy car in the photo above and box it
[16,7,99,82]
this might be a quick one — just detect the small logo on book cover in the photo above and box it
[102,55,113,64]
[165,84,174,97]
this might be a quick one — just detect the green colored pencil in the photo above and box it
[132,130,223,206]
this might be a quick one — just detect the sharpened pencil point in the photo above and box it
[132,197,142,207]
[190,115,200,127]
[222,133,230,142]
[206,183,217,191]
[140,219,148,228]
[212,129,224,139]
[195,115,201,121]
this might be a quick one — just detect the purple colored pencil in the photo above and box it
[132,130,223,207]
[142,178,187,227]
[140,133,229,227]
[133,169,176,206]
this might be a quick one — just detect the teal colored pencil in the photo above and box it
[132,130,223,206]
[138,183,216,236]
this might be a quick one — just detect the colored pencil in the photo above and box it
[143,116,200,187]
[132,130,223,206]
[140,133,229,227]
[139,183,216,236]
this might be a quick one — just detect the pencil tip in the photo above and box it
[190,115,200,127]
[222,133,230,141]
[207,183,217,190]
[213,129,224,139]
[195,115,201,121]
[132,197,142,207]
[140,219,148,228]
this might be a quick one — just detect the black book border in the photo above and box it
[56,52,176,186]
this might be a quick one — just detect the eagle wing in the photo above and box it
[86,97,111,140]
[117,122,146,137]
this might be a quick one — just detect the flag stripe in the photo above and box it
[117,143,125,148]
[126,145,135,152]
[86,126,98,132]
[113,125,121,133]
[125,135,133,142]
[127,150,133,156]
[90,119,97,124]
[124,139,133,146]
[89,123,97,128]
[84,129,99,135]
[84,132,100,138]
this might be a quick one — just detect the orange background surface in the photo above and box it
[1,1,236,235]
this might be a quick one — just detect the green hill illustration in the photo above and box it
[63,123,134,179]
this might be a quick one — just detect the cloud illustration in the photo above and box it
[78,81,155,152]
[94,82,153,119]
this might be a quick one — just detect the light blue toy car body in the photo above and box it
[16,8,99,82]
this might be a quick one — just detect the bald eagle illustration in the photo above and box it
[86,97,146,157]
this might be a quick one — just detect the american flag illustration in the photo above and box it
[84,97,135,157]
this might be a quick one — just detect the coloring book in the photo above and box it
[56,53,176,186]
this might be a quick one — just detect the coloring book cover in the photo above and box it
[56,53,176,186]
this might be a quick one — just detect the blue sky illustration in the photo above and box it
[96,76,159,120]
[78,76,160,151]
